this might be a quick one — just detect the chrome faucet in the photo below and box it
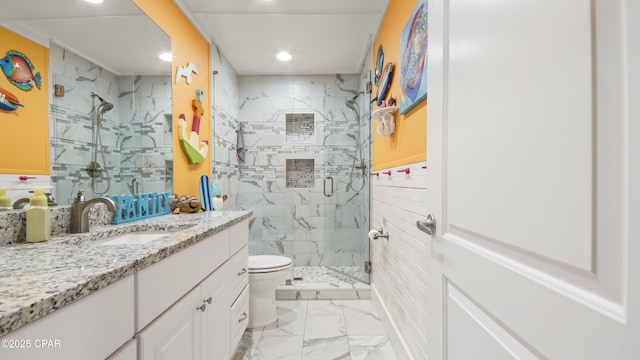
[12,198,30,210]
[12,192,56,209]
[70,190,117,233]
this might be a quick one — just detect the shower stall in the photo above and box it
[235,70,372,284]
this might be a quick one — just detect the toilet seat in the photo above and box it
[248,255,292,274]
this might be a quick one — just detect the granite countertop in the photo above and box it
[0,210,252,337]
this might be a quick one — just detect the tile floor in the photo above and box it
[277,266,371,300]
[233,299,397,360]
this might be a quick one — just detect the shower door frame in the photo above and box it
[323,70,372,285]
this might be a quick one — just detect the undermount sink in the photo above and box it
[100,232,172,246]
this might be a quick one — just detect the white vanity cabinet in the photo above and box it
[0,276,134,360]
[137,220,249,360]
[108,339,137,360]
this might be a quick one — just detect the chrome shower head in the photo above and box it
[99,101,114,114]
[91,92,113,114]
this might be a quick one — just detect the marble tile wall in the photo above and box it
[236,74,370,268]
[211,45,240,206]
[118,76,173,196]
[49,44,172,204]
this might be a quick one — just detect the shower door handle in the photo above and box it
[324,176,334,197]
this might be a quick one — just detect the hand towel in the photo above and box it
[237,122,247,163]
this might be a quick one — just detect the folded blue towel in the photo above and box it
[237,122,247,163]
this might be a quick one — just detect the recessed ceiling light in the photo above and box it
[159,52,173,62]
[276,51,292,61]
[85,0,104,3]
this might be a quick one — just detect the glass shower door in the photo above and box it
[324,70,372,284]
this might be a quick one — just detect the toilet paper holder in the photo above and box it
[371,228,389,240]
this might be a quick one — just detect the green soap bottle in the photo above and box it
[26,187,50,243]
[0,187,11,211]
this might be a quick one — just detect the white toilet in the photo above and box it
[247,255,293,328]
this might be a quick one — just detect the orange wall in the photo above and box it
[372,0,427,170]
[0,27,49,174]
[134,0,211,198]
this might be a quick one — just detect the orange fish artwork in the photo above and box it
[0,50,41,91]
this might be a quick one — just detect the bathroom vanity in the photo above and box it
[0,211,251,360]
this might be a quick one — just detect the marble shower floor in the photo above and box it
[233,300,397,360]
[276,266,371,300]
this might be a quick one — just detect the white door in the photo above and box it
[425,0,639,358]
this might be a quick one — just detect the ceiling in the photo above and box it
[176,0,389,75]
[0,0,171,76]
[0,0,389,76]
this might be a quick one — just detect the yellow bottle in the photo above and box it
[0,187,11,211]
[26,187,50,243]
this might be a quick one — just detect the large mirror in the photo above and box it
[1,0,172,205]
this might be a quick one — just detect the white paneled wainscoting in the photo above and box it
[370,161,428,360]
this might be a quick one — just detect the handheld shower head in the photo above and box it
[91,92,114,114]
[99,101,114,113]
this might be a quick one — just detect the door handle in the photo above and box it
[323,176,334,197]
[417,214,436,235]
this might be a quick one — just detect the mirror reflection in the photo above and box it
[2,0,173,206]
[51,45,173,204]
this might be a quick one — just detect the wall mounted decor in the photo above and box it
[0,50,41,91]
[178,89,208,164]
[376,62,393,106]
[399,0,428,114]
[372,106,398,136]
[0,87,23,111]
[375,44,384,85]
[175,61,198,84]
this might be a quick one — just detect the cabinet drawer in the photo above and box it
[136,229,230,331]
[229,220,248,256]
[228,244,248,302]
[0,276,134,360]
[229,285,249,352]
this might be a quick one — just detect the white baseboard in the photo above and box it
[371,284,415,360]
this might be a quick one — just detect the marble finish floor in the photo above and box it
[233,300,397,360]
[277,266,371,300]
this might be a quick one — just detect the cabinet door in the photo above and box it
[107,339,136,360]
[138,288,201,360]
[200,265,230,360]
[0,277,133,360]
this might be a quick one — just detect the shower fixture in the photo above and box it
[86,92,113,194]
[346,91,367,192]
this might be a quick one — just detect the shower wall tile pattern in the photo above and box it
[285,113,315,143]
[286,159,315,188]
[237,74,370,268]
[49,44,172,204]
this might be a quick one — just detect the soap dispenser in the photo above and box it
[26,187,50,243]
[0,187,11,211]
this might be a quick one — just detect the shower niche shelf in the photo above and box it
[286,159,315,188]
[286,113,315,143]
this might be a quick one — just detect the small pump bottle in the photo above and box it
[0,187,11,211]
[26,187,51,243]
